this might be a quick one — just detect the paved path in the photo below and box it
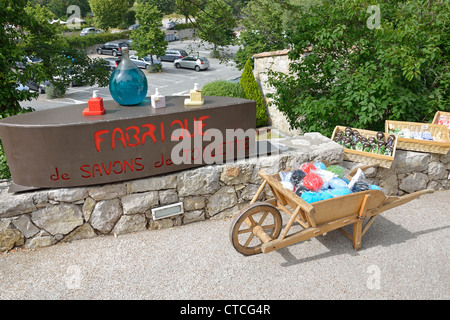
[1,190,449,302]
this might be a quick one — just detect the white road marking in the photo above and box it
[172,90,190,96]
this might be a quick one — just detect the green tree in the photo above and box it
[268,0,450,136]
[43,0,91,18]
[0,0,110,178]
[1,1,57,114]
[196,0,236,57]
[240,60,267,127]
[138,0,175,15]
[131,2,167,68]
[234,0,289,69]
[175,0,206,23]
[88,0,131,30]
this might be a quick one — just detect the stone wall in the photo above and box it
[253,49,300,136]
[0,133,343,252]
[1,134,449,252]
[347,149,450,196]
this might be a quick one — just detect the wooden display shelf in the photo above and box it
[432,111,450,132]
[385,120,450,154]
[331,126,397,169]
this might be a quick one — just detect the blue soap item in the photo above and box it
[313,161,327,170]
[342,177,350,184]
[370,185,382,190]
[329,177,348,189]
[319,190,334,201]
[328,188,351,197]
[301,191,322,203]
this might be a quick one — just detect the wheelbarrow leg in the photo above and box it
[353,194,369,250]
[353,220,363,250]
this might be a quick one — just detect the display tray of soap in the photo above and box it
[331,126,397,169]
[385,120,450,154]
[432,111,450,133]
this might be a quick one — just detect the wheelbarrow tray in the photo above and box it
[230,168,433,255]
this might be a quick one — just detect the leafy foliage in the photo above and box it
[88,0,132,30]
[138,0,176,15]
[240,60,267,127]
[0,0,110,179]
[131,2,167,63]
[234,0,291,69]
[202,80,246,98]
[44,0,92,18]
[175,0,206,23]
[196,0,236,56]
[268,0,450,136]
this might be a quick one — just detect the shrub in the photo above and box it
[240,60,267,127]
[61,31,131,50]
[202,80,246,98]
[0,142,11,179]
[146,63,162,73]
[174,22,194,30]
[46,82,66,99]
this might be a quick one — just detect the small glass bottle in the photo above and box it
[109,46,148,106]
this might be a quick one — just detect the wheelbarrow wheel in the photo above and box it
[230,202,282,255]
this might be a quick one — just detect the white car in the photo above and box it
[129,55,162,71]
[80,27,104,36]
[174,56,210,72]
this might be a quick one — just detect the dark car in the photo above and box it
[25,79,49,94]
[158,49,188,62]
[96,41,129,57]
[15,56,42,70]
[123,39,133,49]
[102,57,122,71]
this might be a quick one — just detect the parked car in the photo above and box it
[96,41,129,57]
[129,55,161,71]
[123,39,133,49]
[80,27,104,36]
[174,56,210,71]
[25,79,50,94]
[129,24,140,30]
[15,56,42,70]
[163,21,176,30]
[102,57,122,71]
[158,49,188,62]
[165,33,180,42]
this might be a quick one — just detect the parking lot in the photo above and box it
[20,40,242,111]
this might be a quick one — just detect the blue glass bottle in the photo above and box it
[109,47,148,105]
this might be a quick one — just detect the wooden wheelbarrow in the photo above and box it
[230,166,433,255]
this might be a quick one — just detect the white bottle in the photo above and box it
[151,88,166,108]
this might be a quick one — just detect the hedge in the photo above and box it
[60,31,132,50]
[202,80,246,98]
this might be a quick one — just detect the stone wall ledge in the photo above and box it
[1,133,449,252]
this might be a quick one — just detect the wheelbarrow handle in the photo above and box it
[370,189,434,216]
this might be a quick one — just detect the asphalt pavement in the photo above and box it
[1,190,448,302]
